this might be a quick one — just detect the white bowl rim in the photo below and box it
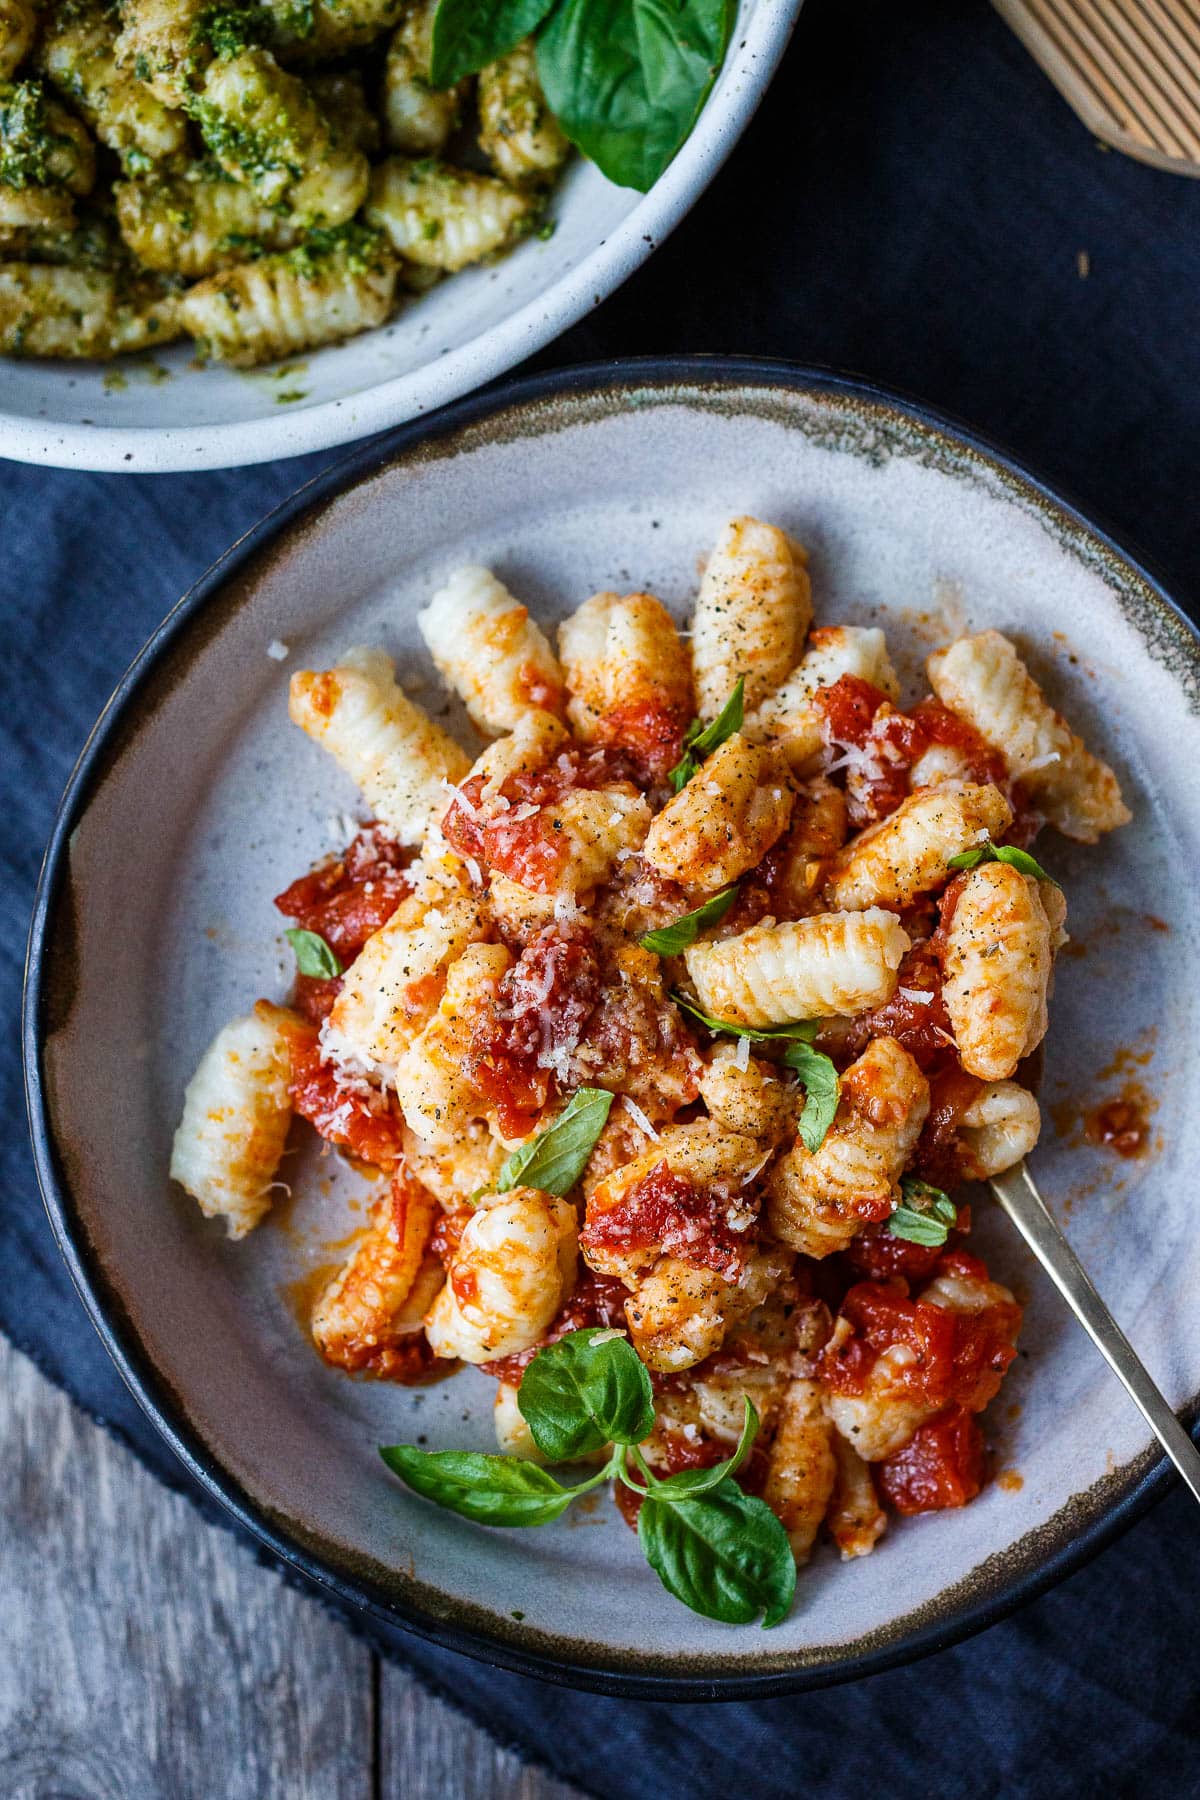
[23,357,1200,1697]
[0,4,802,475]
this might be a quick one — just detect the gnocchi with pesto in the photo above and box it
[170,512,1129,1590]
[0,0,568,366]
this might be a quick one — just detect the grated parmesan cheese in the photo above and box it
[266,639,290,661]
[734,1033,751,1071]
[621,1096,660,1140]
[897,987,933,1004]
[1024,751,1062,772]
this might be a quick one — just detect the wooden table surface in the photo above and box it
[0,1335,583,1800]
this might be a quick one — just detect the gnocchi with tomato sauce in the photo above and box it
[1,4,569,366]
[171,514,1128,1583]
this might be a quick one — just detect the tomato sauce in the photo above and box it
[844,1204,973,1282]
[601,697,690,786]
[467,927,601,1137]
[821,1255,1019,1413]
[878,1405,986,1512]
[274,824,412,961]
[914,1065,986,1188]
[843,941,956,1074]
[1085,1090,1151,1158]
[581,1164,753,1279]
[816,676,923,826]
[443,746,636,892]
[910,699,1007,786]
[481,1270,631,1385]
[284,1021,405,1167]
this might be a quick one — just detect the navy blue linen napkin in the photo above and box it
[6,1,1200,1792]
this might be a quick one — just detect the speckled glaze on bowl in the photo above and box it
[0,0,800,474]
[24,361,1200,1697]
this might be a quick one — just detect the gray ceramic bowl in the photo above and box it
[24,361,1200,1697]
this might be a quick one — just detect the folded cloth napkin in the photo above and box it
[5,1,1200,1793]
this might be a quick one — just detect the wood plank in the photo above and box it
[0,1336,585,1799]
[0,1334,371,1800]
[380,1663,587,1800]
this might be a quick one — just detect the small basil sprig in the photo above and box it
[948,841,1058,885]
[640,886,738,955]
[888,1175,958,1247]
[429,0,737,192]
[670,990,819,1045]
[492,1087,613,1198]
[783,1042,841,1154]
[284,927,342,979]
[668,678,745,792]
[381,1332,796,1627]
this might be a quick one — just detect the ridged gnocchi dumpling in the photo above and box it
[941,862,1055,1079]
[311,1172,441,1374]
[624,1244,791,1374]
[766,1037,929,1257]
[477,39,568,186]
[37,1,187,171]
[382,0,462,153]
[0,263,181,357]
[366,156,538,272]
[927,631,1130,842]
[424,1188,578,1363]
[323,884,490,1079]
[762,1378,837,1564]
[643,733,793,893]
[558,590,693,780]
[114,0,206,106]
[747,625,901,769]
[697,1044,796,1144]
[958,1080,1041,1176]
[289,645,469,846]
[169,1004,295,1238]
[692,517,812,717]
[0,1,36,82]
[684,908,910,1027]
[116,163,305,277]
[391,942,511,1144]
[826,1436,888,1559]
[419,565,565,735]
[829,780,1013,911]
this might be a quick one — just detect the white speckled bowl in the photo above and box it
[0,2,800,474]
[25,362,1200,1695]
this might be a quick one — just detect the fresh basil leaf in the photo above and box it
[430,0,559,87]
[637,1480,796,1626]
[519,1327,655,1460]
[536,0,737,192]
[671,990,819,1045]
[284,927,342,979]
[783,1042,841,1152]
[667,677,745,791]
[888,1176,958,1247]
[947,840,1058,886]
[638,1398,758,1499]
[492,1087,614,1198]
[380,1445,582,1526]
[640,886,738,955]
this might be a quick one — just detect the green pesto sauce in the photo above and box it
[0,82,72,190]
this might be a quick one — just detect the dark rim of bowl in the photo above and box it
[22,355,1200,1701]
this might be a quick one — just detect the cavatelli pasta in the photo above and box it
[747,625,901,769]
[289,644,468,843]
[477,39,568,186]
[366,156,539,272]
[381,0,462,153]
[37,1,187,172]
[766,1037,929,1257]
[941,861,1054,1080]
[0,262,181,356]
[684,908,910,1027]
[0,0,35,82]
[558,590,693,781]
[829,780,1013,911]
[322,884,490,1078]
[390,942,511,1144]
[691,517,812,718]
[642,732,794,892]
[418,564,565,735]
[762,1378,837,1564]
[179,225,397,364]
[169,1004,295,1238]
[311,1171,441,1375]
[115,161,304,276]
[192,49,368,225]
[424,1188,578,1363]
[927,630,1130,842]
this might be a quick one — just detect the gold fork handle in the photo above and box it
[990,1161,1200,1507]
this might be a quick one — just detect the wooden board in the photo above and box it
[993,0,1200,175]
[0,1336,582,1800]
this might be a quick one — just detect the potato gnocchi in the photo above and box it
[171,513,1128,1583]
[1,8,568,366]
